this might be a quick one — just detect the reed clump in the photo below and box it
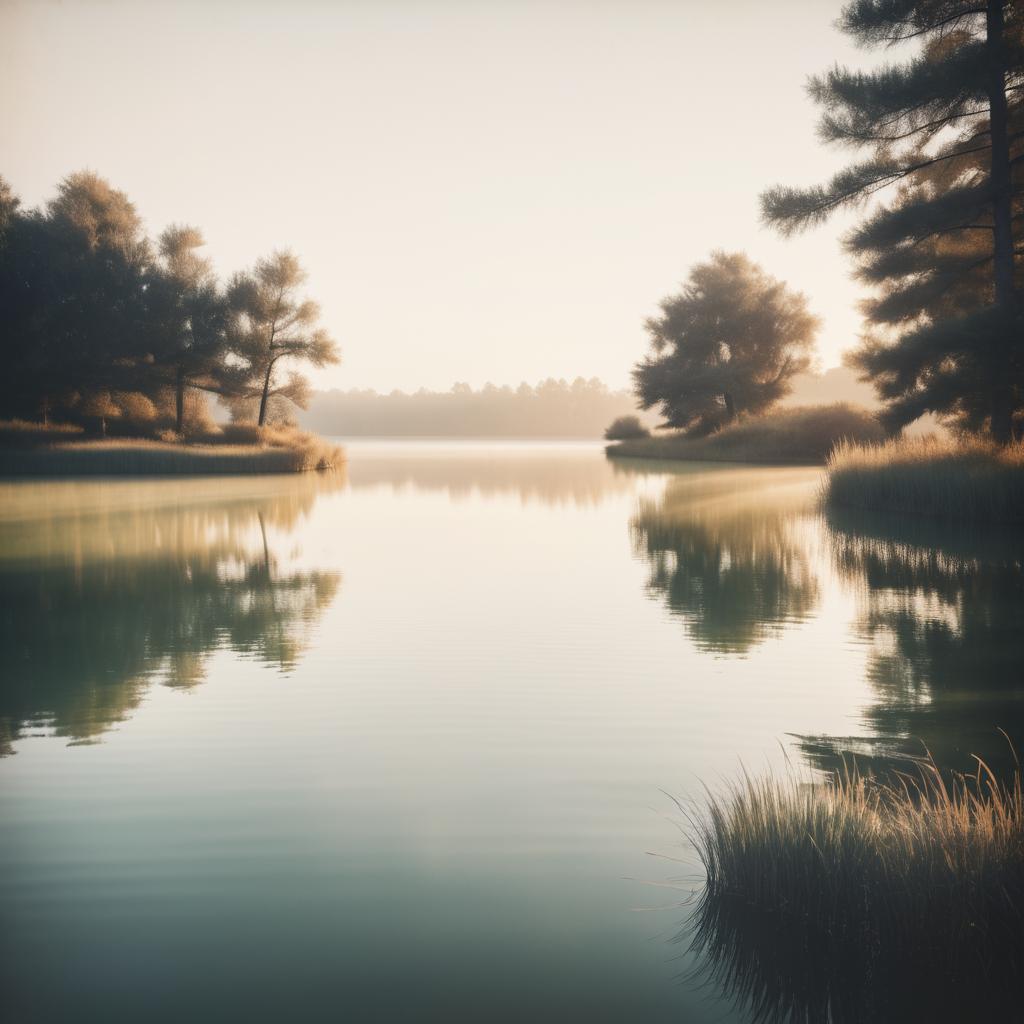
[688,756,1024,1022]
[826,435,1024,522]
[608,404,883,465]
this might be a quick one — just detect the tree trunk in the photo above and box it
[257,360,275,428]
[985,0,1017,445]
[723,392,736,422]
[175,366,185,435]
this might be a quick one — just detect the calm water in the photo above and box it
[1,442,1021,1022]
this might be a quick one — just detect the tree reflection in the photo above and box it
[347,445,638,508]
[799,509,1024,779]
[0,475,342,753]
[630,467,820,653]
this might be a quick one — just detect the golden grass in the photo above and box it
[0,419,85,446]
[687,754,1024,1020]
[826,435,1024,522]
[0,423,343,476]
[608,403,884,465]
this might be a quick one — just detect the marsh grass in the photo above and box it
[608,404,883,465]
[0,419,85,447]
[826,435,1024,522]
[686,754,1024,1022]
[0,421,343,476]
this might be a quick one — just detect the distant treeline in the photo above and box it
[301,379,654,438]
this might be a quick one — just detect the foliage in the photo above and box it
[145,225,238,432]
[227,251,339,427]
[632,252,819,436]
[825,434,1024,520]
[686,755,1024,1022]
[0,172,340,437]
[603,415,649,441]
[0,172,151,422]
[762,0,1024,442]
[608,403,883,464]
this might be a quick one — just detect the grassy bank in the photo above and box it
[826,436,1024,522]
[688,758,1024,1020]
[0,422,343,476]
[607,404,883,465]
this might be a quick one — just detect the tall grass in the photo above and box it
[0,419,84,447]
[0,424,343,476]
[687,755,1024,1022]
[608,404,884,465]
[826,435,1024,522]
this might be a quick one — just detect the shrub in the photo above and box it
[217,422,265,446]
[604,415,651,441]
[608,403,883,464]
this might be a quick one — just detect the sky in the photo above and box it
[2,0,878,393]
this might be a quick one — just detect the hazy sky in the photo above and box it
[2,0,875,393]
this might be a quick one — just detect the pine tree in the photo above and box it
[0,172,151,422]
[632,252,819,436]
[227,251,339,427]
[147,225,236,433]
[762,0,1023,442]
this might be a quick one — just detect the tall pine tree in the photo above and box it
[147,226,237,433]
[762,0,1023,442]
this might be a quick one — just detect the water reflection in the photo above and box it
[346,441,639,507]
[799,509,1024,779]
[0,474,343,754]
[687,878,1021,1024]
[629,466,820,653]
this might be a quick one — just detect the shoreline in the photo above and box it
[0,436,344,477]
[605,403,885,466]
[605,440,823,466]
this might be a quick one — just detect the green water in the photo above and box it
[1,442,1021,1022]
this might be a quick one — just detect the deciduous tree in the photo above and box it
[632,252,819,436]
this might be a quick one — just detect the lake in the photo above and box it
[2,441,1021,1022]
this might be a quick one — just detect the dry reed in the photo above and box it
[826,435,1024,522]
[686,753,1024,1021]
